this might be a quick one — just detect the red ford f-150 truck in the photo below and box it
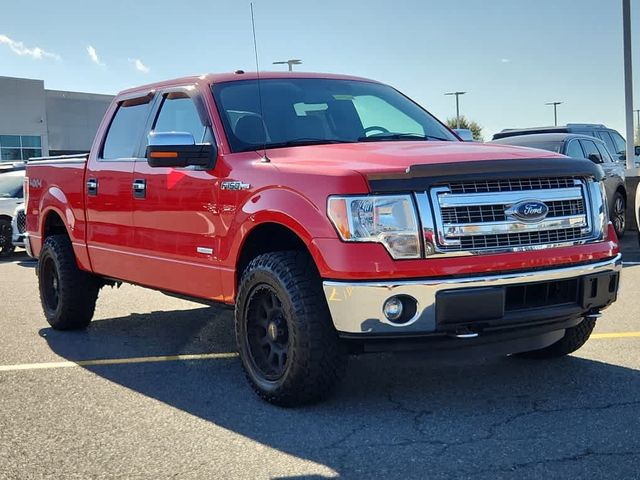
[25,72,621,406]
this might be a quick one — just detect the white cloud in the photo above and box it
[500,58,511,63]
[129,58,150,73]
[86,45,105,67]
[0,33,60,60]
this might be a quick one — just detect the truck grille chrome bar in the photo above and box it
[415,176,605,256]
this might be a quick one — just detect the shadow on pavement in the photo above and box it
[41,306,640,478]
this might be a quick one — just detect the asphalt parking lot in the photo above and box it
[1,240,639,479]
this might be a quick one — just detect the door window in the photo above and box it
[594,142,614,163]
[564,140,584,158]
[102,101,151,159]
[609,131,627,157]
[596,131,618,157]
[153,94,209,143]
[580,140,603,163]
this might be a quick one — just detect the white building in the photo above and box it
[0,76,113,161]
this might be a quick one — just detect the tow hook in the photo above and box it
[451,327,479,339]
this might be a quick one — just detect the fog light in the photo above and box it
[383,297,403,321]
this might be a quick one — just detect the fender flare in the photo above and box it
[38,186,75,239]
[228,187,335,271]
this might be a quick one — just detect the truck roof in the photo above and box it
[118,71,380,97]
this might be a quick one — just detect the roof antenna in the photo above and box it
[250,2,269,162]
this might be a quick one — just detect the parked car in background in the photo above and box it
[453,128,475,141]
[493,124,639,166]
[11,203,26,249]
[0,161,26,173]
[491,133,627,237]
[0,169,25,256]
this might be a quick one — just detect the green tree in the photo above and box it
[446,115,484,142]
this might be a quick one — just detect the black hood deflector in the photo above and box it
[367,158,603,193]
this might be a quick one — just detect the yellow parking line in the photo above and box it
[0,352,238,373]
[591,331,640,339]
[0,332,638,373]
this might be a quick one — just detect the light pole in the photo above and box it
[545,101,563,126]
[272,59,302,71]
[445,91,466,129]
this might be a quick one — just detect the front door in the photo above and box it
[129,88,224,300]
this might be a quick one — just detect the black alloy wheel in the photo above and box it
[611,192,626,238]
[245,284,290,381]
[0,219,15,257]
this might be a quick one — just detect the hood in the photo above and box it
[0,198,22,216]
[263,141,564,176]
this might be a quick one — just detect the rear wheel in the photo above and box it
[611,191,625,238]
[38,235,100,330]
[235,251,347,406]
[0,219,15,257]
[516,317,596,359]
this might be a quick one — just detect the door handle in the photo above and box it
[87,178,98,196]
[133,179,146,199]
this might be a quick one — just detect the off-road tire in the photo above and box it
[611,191,626,239]
[38,235,100,330]
[235,251,347,407]
[0,219,15,257]
[516,317,596,359]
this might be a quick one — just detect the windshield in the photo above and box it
[0,174,23,198]
[212,78,457,153]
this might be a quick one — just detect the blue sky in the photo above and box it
[1,0,638,139]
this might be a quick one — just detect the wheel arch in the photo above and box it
[235,221,316,288]
[41,209,69,239]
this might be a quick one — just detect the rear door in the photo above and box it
[129,86,224,300]
[85,93,154,279]
[595,131,623,163]
[579,139,617,206]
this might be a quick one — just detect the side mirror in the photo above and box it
[587,153,602,164]
[146,131,216,168]
[453,128,474,141]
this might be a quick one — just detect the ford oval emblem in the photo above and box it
[506,200,549,223]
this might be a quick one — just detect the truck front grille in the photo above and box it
[441,199,585,224]
[419,176,600,255]
[446,177,577,194]
[16,209,26,234]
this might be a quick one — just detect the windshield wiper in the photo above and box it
[238,138,355,152]
[357,133,451,142]
[269,138,355,148]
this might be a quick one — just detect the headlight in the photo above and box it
[327,195,421,259]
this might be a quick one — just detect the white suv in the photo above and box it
[0,170,25,257]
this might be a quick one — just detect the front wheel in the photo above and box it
[38,235,100,330]
[235,251,347,406]
[516,317,596,359]
[611,191,626,239]
[0,219,15,257]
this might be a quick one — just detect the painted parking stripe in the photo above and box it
[0,332,638,373]
[622,261,640,266]
[591,331,640,339]
[0,352,238,373]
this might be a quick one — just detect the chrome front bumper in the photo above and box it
[323,254,622,335]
